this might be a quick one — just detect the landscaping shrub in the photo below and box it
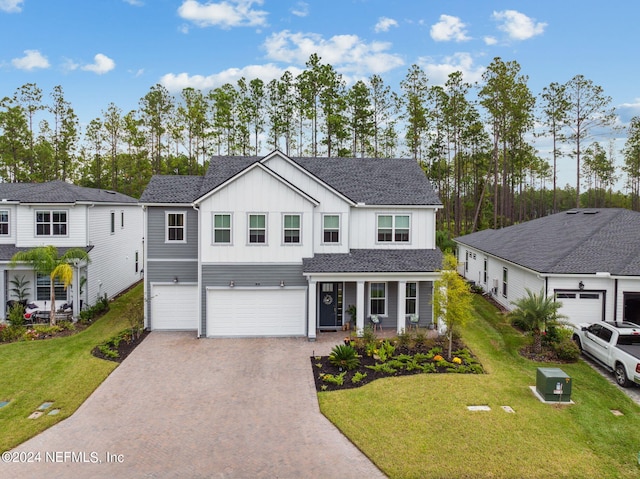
[328,344,360,370]
[78,294,110,324]
[552,337,581,361]
[7,303,25,327]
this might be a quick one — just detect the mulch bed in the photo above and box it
[311,337,482,392]
[91,329,150,363]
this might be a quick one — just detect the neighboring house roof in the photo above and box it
[0,245,94,262]
[139,152,442,206]
[302,249,443,273]
[0,180,138,204]
[455,208,640,276]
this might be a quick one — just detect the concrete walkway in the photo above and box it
[3,332,386,479]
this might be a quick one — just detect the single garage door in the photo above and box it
[555,291,603,326]
[150,283,199,330]
[207,288,306,337]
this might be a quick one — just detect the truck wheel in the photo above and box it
[614,363,632,388]
[572,335,582,352]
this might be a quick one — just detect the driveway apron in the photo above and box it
[3,332,386,479]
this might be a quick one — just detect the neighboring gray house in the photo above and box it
[140,150,443,339]
[455,208,640,326]
[0,181,143,320]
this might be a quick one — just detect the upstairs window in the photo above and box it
[0,210,8,235]
[283,214,301,244]
[36,210,67,236]
[377,214,410,243]
[213,214,232,244]
[248,214,266,244]
[322,215,340,243]
[166,212,186,242]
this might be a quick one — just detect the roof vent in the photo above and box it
[583,210,599,215]
[566,210,578,215]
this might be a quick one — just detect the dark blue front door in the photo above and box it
[319,282,342,328]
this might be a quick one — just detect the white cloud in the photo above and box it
[483,36,497,46]
[160,63,302,92]
[12,50,50,70]
[81,53,116,74]
[374,17,398,33]
[492,10,546,41]
[291,1,308,17]
[418,52,485,86]
[263,30,404,75]
[0,0,23,13]
[177,0,268,29]
[62,58,80,73]
[616,99,640,123]
[430,14,470,42]
[123,0,144,6]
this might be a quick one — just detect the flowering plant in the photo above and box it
[433,354,444,361]
[452,357,463,364]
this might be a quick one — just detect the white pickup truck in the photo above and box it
[572,321,640,388]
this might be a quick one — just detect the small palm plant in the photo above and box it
[510,289,566,354]
[328,344,360,371]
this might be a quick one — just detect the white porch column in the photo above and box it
[397,280,406,334]
[308,280,317,341]
[356,280,365,336]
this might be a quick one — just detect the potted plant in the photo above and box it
[345,304,357,331]
[9,275,30,306]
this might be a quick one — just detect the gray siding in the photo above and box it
[147,206,198,259]
[344,281,434,330]
[200,263,307,335]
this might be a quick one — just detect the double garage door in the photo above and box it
[556,290,604,326]
[206,288,306,337]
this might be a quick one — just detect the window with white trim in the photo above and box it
[370,282,387,316]
[166,212,186,242]
[406,282,418,315]
[248,214,266,244]
[0,210,8,235]
[36,210,67,236]
[283,214,301,244]
[377,214,410,243]
[36,273,66,301]
[213,214,232,244]
[322,214,340,243]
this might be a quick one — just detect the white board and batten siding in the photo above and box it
[206,287,306,337]
[349,208,437,250]
[150,283,199,330]
[198,167,316,264]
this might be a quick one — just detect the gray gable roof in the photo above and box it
[140,152,441,206]
[0,180,138,204]
[455,208,640,276]
[303,249,443,273]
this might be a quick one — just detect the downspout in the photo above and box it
[613,277,618,321]
[142,205,149,330]
[192,203,202,338]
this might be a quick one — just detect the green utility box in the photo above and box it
[536,368,572,402]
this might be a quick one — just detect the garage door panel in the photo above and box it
[151,284,198,330]
[556,291,603,326]
[207,288,306,337]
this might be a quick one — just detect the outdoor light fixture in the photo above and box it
[578,281,584,290]
[173,277,178,283]
[229,280,235,288]
[280,280,285,287]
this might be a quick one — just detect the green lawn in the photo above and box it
[319,295,640,479]
[0,283,142,453]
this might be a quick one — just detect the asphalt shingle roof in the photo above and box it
[0,181,138,204]
[302,249,443,273]
[455,208,640,276]
[140,153,442,206]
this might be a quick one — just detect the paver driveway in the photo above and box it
[3,332,386,479]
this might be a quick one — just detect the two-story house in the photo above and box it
[0,181,143,320]
[140,150,443,340]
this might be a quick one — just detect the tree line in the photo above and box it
[1,54,639,235]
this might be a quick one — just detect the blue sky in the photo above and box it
[1,0,639,185]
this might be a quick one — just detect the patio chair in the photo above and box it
[408,314,420,330]
[369,314,381,331]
